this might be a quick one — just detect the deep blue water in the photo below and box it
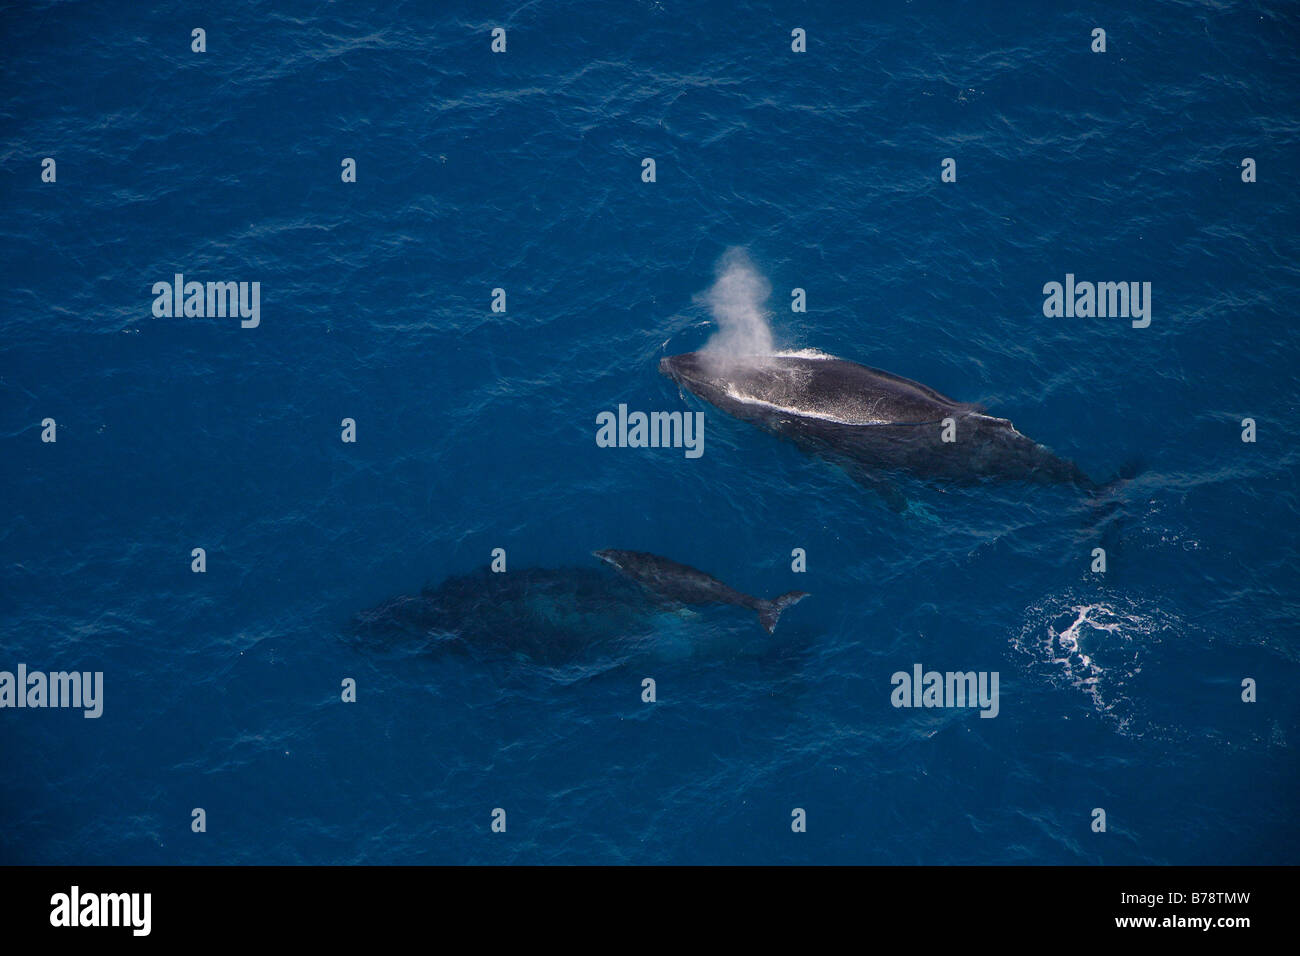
[2,0,1298,865]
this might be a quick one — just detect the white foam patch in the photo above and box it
[1013,591,1177,736]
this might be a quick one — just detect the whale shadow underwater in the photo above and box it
[661,349,1137,512]
[349,550,809,667]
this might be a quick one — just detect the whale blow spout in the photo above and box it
[697,247,776,360]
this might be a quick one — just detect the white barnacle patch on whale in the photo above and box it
[596,403,704,458]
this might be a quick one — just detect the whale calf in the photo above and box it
[594,549,808,634]
[661,350,1104,503]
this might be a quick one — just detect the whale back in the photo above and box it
[705,354,977,426]
[595,549,753,607]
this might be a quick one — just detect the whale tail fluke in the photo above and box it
[1084,456,1143,496]
[757,590,810,634]
[1085,456,1144,511]
[1110,456,1145,491]
[1078,456,1144,547]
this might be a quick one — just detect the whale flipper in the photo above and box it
[757,590,810,634]
[840,462,909,512]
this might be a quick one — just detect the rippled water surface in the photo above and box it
[1,1,1298,864]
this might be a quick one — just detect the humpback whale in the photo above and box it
[351,550,808,665]
[660,350,1104,502]
[594,549,808,634]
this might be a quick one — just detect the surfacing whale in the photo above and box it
[594,549,808,634]
[660,350,1109,503]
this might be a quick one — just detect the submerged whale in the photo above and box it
[660,350,1108,503]
[594,549,807,634]
[351,550,808,665]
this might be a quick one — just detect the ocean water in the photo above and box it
[1,0,1298,865]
